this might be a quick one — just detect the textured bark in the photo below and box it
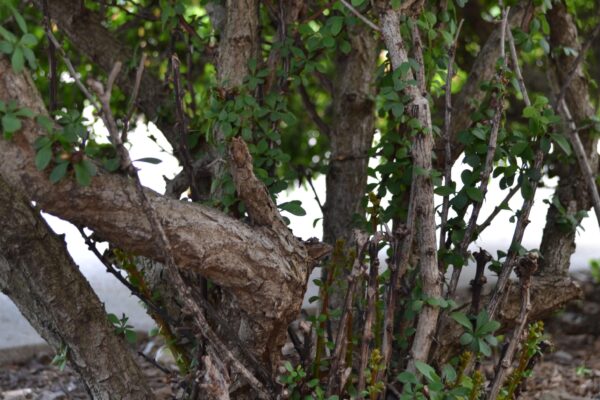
[434,276,581,365]
[0,56,311,370]
[539,1,599,276]
[216,0,259,90]
[0,177,155,400]
[379,6,440,370]
[323,25,377,246]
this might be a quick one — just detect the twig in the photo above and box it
[306,173,325,214]
[339,0,381,32]
[507,29,531,107]
[356,239,380,394]
[439,19,464,254]
[487,254,538,400]
[45,29,101,112]
[559,100,600,230]
[137,351,171,374]
[326,234,369,396]
[77,227,174,326]
[554,21,600,110]
[41,0,57,112]
[486,149,543,320]
[470,249,491,315]
[121,53,147,143]
[298,82,330,137]
[477,183,521,233]
[171,54,202,203]
[447,7,510,299]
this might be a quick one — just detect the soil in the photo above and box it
[1,272,600,400]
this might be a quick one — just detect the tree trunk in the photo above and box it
[539,1,599,277]
[0,55,313,384]
[0,177,155,400]
[323,25,377,246]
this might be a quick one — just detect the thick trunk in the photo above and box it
[323,25,377,246]
[539,1,599,276]
[0,56,312,374]
[0,177,155,400]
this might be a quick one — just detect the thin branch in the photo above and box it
[357,240,380,394]
[41,0,58,112]
[122,53,147,143]
[339,0,381,32]
[554,20,600,110]
[447,7,510,299]
[477,183,521,233]
[45,29,101,112]
[439,19,464,254]
[326,233,369,396]
[486,149,544,320]
[171,54,202,202]
[470,249,491,315]
[560,100,600,230]
[487,254,538,400]
[298,82,330,137]
[306,173,325,214]
[137,351,171,375]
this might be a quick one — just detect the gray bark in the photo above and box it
[0,56,312,373]
[539,1,599,276]
[0,177,155,400]
[323,25,377,246]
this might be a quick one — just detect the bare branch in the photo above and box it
[448,7,510,299]
[487,254,538,400]
[339,0,381,32]
[439,19,464,253]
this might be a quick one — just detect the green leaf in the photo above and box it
[107,313,120,325]
[74,161,92,186]
[465,186,483,202]
[550,133,571,155]
[397,371,418,384]
[124,330,137,344]
[451,312,473,330]
[2,113,21,134]
[134,157,162,164]
[49,161,69,183]
[19,33,37,46]
[11,45,24,72]
[329,16,344,36]
[35,144,53,170]
[0,40,13,54]
[478,340,492,357]
[11,8,28,33]
[35,115,54,132]
[14,107,34,118]
[414,360,438,382]
[22,47,36,69]
[434,185,454,196]
[278,200,306,216]
[460,332,473,346]
[0,26,17,43]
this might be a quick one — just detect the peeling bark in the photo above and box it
[0,177,155,400]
